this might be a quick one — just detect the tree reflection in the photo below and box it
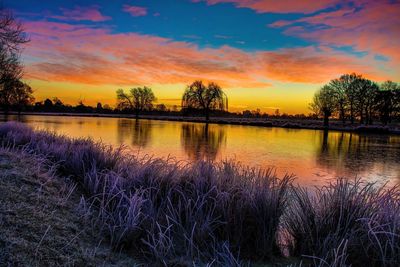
[0,113,10,122]
[117,119,152,147]
[181,123,226,161]
[316,130,400,180]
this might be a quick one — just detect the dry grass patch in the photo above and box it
[0,149,137,266]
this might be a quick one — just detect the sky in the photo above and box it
[7,0,400,114]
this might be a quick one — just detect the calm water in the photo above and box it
[2,114,400,186]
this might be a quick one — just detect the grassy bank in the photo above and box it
[0,148,137,266]
[0,122,399,266]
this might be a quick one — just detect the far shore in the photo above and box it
[1,111,400,135]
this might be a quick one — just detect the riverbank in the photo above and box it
[1,122,399,266]
[2,111,400,135]
[0,149,137,266]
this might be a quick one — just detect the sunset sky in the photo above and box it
[8,0,400,114]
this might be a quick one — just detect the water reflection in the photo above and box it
[117,119,152,147]
[0,114,24,123]
[317,130,400,182]
[181,123,226,160]
[0,114,10,122]
[1,115,399,186]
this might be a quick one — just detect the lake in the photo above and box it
[2,114,399,186]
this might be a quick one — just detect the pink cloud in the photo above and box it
[123,5,148,17]
[22,21,395,90]
[269,0,400,73]
[52,6,111,22]
[197,0,340,14]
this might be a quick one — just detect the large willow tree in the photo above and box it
[116,86,156,118]
[181,80,228,121]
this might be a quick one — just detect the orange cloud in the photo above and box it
[257,46,388,83]
[23,20,393,94]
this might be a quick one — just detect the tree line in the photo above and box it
[310,73,400,126]
[0,6,34,113]
[116,80,228,121]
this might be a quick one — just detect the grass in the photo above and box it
[0,148,137,266]
[0,121,399,266]
[0,122,292,266]
[284,179,400,267]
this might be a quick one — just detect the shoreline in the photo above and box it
[2,111,400,135]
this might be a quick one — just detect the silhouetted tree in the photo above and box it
[43,98,53,110]
[329,77,348,124]
[314,73,392,125]
[96,102,103,111]
[181,80,228,121]
[171,105,178,112]
[155,103,167,112]
[0,7,28,52]
[310,85,337,127]
[0,76,34,112]
[0,6,29,113]
[116,86,156,118]
[12,80,34,113]
[350,77,378,124]
[362,80,379,125]
[377,81,400,124]
[341,73,362,124]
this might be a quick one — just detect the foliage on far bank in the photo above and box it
[310,74,400,127]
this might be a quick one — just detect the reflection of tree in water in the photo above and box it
[0,114,11,122]
[117,119,152,147]
[0,114,26,123]
[181,123,226,161]
[317,130,400,179]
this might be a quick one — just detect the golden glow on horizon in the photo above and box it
[27,79,318,114]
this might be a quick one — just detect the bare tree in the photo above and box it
[361,79,379,125]
[181,80,228,121]
[310,85,337,127]
[116,86,156,118]
[339,73,362,124]
[377,81,400,124]
[329,78,348,124]
[0,8,28,51]
[0,6,29,113]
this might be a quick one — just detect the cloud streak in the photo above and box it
[197,0,339,14]
[123,5,148,17]
[51,6,111,22]
[23,20,391,90]
[268,0,400,74]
